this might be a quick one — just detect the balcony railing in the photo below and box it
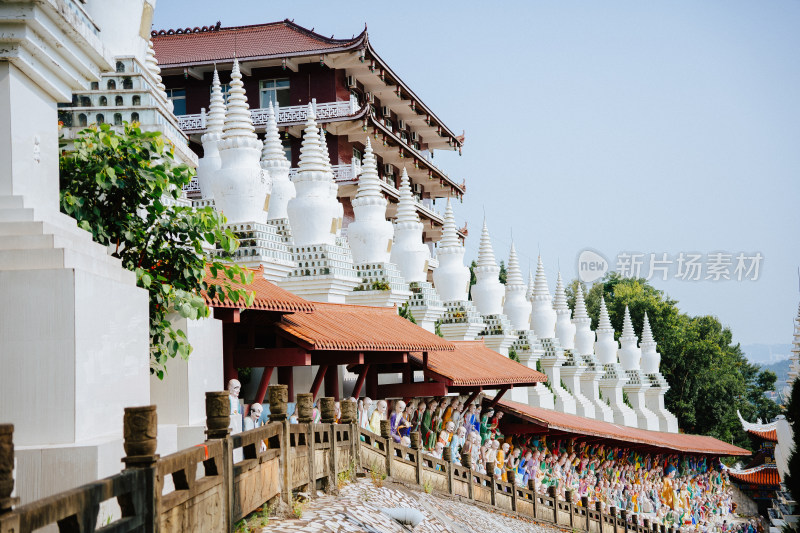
[177,96,360,133]
[287,161,362,183]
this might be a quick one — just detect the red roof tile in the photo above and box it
[746,427,778,442]
[416,341,547,388]
[203,266,315,313]
[497,398,751,457]
[727,464,781,486]
[152,20,366,67]
[276,302,455,352]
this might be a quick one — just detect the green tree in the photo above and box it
[499,260,507,284]
[784,378,800,510]
[574,272,779,449]
[468,259,477,300]
[60,124,253,378]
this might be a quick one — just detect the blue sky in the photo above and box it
[154,1,800,349]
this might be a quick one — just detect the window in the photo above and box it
[166,88,186,115]
[107,79,116,90]
[96,113,105,124]
[352,147,363,165]
[78,114,87,127]
[131,112,139,123]
[80,96,91,107]
[132,95,141,106]
[115,95,123,106]
[113,113,122,125]
[122,77,132,90]
[282,139,291,162]
[99,96,107,106]
[258,78,290,108]
[116,61,125,73]
[90,82,99,90]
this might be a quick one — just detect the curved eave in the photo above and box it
[364,40,462,150]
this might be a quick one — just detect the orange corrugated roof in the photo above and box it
[203,266,315,313]
[727,465,780,486]
[152,20,365,67]
[747,427,778,442]
[415,341,547,387]
[276,302,455,352]
[497,398,751,457]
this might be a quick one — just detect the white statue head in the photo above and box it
[249,403,263,421]
[395,400,406,414]
[376,400,387,414]
[228,379,241,398]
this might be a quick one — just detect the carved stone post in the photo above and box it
[205,391,233,530]
[339,400,356,424]
[564,488,574,527]
[319,397,336,424]
[462,450,473,500]
[529,479,537,518]
[442,446,453,495]
[508,468,517,511]
[620,508,628,533]
[549,485,558,524]
[380,419,393,479]
[412,432,424,485]
[268,385,288,422]
[0,424,18,517]
[121,406,159,533]
[296,393,313,423]
[319,397,337,490]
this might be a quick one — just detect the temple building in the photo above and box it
[151,20,466,251]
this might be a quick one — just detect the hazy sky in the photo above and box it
[153,1,800,349]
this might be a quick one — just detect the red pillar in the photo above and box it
[254,367,274,404]
[366,364,378,400]
[278,367,294,403]
[222,323,237,386]
[310,365,328,400]
[324,364,340,401]
[352,364,370,399]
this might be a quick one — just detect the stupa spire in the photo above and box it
[526,269,534,301]
[222,59,257,141]
[395,168,419,223]
[262,101,295,221]
[530,256,557,338]
[573,284,589,320]
[206,69,226,135]
[477,220,497,269]
[261,102,286,162]
[641,312,654,344]
[553,272,568,310]
[348,137,392,264]
[598,297,613,331]
[353,138,383,200]
[622,306,635,337]
[432,198,470,302]
[554,272,576,349]
[503,242,532,330]
[594,297,618,365]
[297,103,327,173]
[640,312,661,374]
[320,128,333,174]
[506,243,525,286]
[145,39,166,94]
[439,198,460,248]
[572,284,595,355]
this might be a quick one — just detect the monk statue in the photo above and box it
[228,379,243,434]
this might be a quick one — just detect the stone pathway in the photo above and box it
[249,479,559,533]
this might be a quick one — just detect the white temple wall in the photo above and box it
[775,415,792,481]
[84,0,155,64]
[150,316,223,448]
[0,63,61,214]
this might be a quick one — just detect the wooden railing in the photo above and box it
[0,390,680,533]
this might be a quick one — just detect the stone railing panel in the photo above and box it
[231,423,282,522]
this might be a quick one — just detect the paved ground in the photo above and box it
[242,478,560,533]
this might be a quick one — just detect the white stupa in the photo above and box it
[434,199,485,340]
[280,104,358,302]
[503,243,532,330]
[619,306,659,430]
[262,102,295,223]
[640,312,679,432]
[390,168,443,332]
[595,298,637,427]
[572,285,613,422]
[510,266,549,407]
[212,59,270,224]
[145,38,172,113]
[530,256,557,339]
[346,139,410,307]
[554,273,595,418]
[473,225,516,355]
[196,69,226,199]
[321,128,344,237]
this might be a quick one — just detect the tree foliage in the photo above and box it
[784,378,800,506]
[59,124,254,378]
[568,273,780,449]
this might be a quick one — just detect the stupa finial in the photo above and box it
[553,272,569,311]
[320,128,333,173]
[354,137,383,200]
[145,39,166,93]
[477,219,498,269]
[622,306,635,338]
[533,255,551,300]
[222,58,257,141]
[395,168,418,223]
[526,269,535,301]
[205,68,226,136]
[506,242,524,286]
[261,101,287,162]
[573,284,589,320]
[641,312,655,344]
[598,297,613,331]
[439,198,460,249]
[297,102,327,172]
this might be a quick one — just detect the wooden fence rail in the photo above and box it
[0,390,681,533]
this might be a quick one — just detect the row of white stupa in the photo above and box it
[191,59,678,433]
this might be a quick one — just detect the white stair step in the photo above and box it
[0,196,26,209]
[0,248,135,284]
[0,208,35,222]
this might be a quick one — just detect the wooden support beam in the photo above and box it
[366,365,378,400]
[310,365,328,400]
[324,365,340,401]
[377,381,446,399]
[311,351,363,366]
[278,366,294,402]
[233,347,310,367]
[487,386,510,409]
[253,366,274,404]
[223,322,237,385]
[214,307,240,323]
[464,390,481,407]
[352,364,369,399]
[363,351,408,364]
[402,363,413,384]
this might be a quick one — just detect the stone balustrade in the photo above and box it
[0,393,680,533]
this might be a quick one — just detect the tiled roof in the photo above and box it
[276,303,455,352]
[416,341,547,387]
[746,427,778,442]
[497,399,751,457]
[152,20,366,67]
[726,464,781,486]
[203,266,315,313]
